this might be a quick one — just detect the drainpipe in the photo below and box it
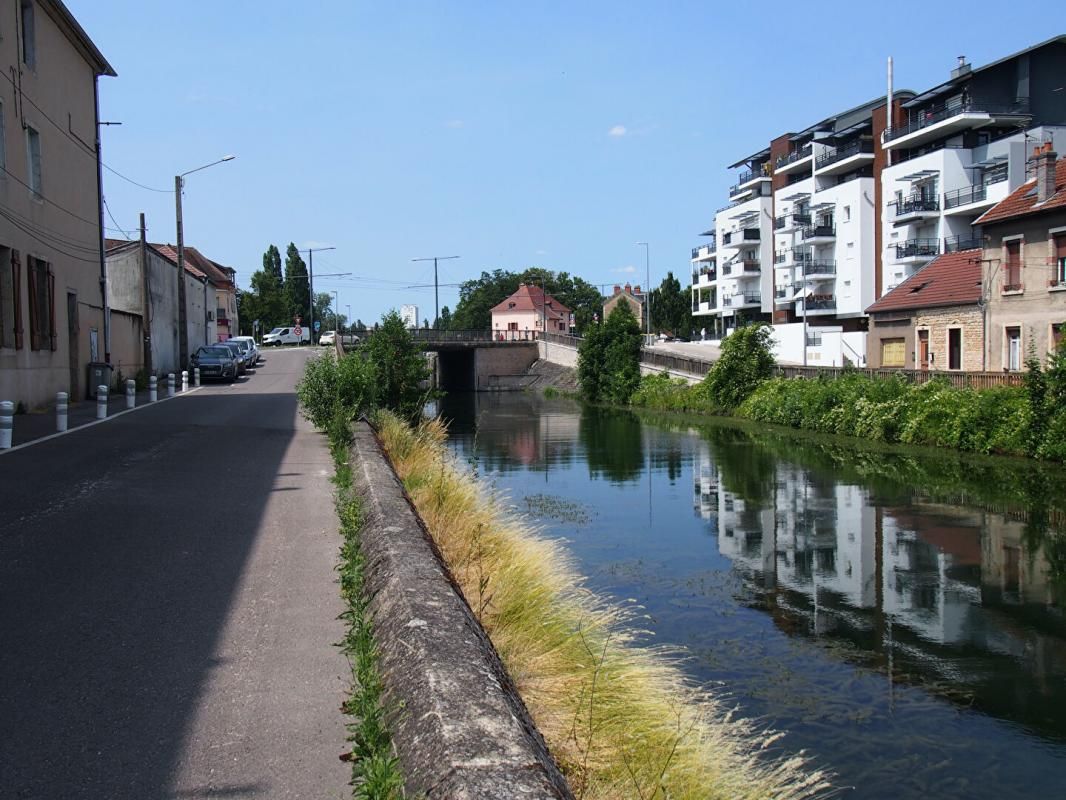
[94,77,110,363]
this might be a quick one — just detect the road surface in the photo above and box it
[0,348,349,799]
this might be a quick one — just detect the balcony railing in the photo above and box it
[942,172,1005,209]
[894,194,940,215]
[774,287,791,300]
[895,238,940,259]
[816,139,875,168]
[884,97,1031,143]
[775,144,812,169]
[943,234,983,252]
[775,216,787,230]
[802,224,836,240]
[691,266,717,283]
[801,296,837,311]
[803,260,836,275]
[728,293,761,307]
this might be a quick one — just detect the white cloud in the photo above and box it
[444,119,464,129]
[535,249,548,256]
[608,124,627,137]
[612,265,637,274]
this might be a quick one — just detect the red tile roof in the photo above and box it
[976,157,1066,225]
[866,249,983,314]
[491,284,572,321]
[151,244,233,287]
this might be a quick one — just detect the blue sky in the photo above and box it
[70,0,1065,327]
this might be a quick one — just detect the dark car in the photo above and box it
[215,340,248,375]
[190,345,238,382]
[227,338,256,369]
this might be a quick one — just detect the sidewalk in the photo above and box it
[7,385,197,448]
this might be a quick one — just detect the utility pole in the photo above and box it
[139,213,152,377]
[346,304,351,335]
[301,246,335,344]
[412,255,460,326]
[332,290,340,331]
[637,242,651,340]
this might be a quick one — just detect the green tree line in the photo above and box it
[237,243,348,337]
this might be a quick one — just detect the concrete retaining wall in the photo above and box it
[538,339,700,384]
[350,422,573,799]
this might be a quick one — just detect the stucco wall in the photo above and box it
[867,315,915,369]
[984,212,1066,371]
[109,309,144,381]
[603,292,643,325]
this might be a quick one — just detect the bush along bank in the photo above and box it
[375,410,831,800]
[622,324,1066,463]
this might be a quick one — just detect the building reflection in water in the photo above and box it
[693,442,1066,738]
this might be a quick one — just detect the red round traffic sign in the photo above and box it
[294,326,302,335]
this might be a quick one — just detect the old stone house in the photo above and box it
[602,283,645,326]
[974,144,1066,371]
[865,249,984,370]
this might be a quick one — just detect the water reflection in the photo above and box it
[438,393,1066,797]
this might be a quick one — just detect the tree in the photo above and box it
[239,244,288,333]
[354,319,367,332]
[363,310,433,421]
[578,302,641,404]
[703,323,775,410]
[451,269,522,330]
[283,243,309,324]
[650,272,692,337]
[435,306,452,330]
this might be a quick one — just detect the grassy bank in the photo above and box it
[330,426,405,799]
[375,411,831,800]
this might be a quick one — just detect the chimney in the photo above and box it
[951,55,971,80]
[624,282,632,293]
[613,284,621,295]
[1032,142,1058,203]
[633,285,641,294]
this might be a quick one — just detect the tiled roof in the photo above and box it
[491,284,572,321]
[866,249,983,314]
[976,157,1066,225]
[151,244,233,286]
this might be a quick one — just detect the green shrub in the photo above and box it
[703,324,774,410]
[578,303,642,405]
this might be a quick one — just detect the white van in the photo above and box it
[262,326,311,346]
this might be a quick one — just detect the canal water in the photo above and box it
[437,392,1066,800]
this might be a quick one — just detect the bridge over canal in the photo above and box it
[406,329,541,392]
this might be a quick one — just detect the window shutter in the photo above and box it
[1055,235,1066,260]
[47,266,56,351]
[12,250,23,349]
[27,258,39,351]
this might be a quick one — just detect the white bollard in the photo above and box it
[96,385,108,420]
[167,373,175,398]
[126,379,136,410]
[0,400,13,449]
[181,370,189,392]
[194,367,201,387]
[56,392,68,432]
[149,376,158,403]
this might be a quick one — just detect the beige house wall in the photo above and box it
[913,306,984,372]
[983,211,1066,371]
[867,315,915,369]
[603,292,643,325]
[0,2,110,406]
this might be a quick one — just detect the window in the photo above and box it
[894,190,903,207]
[1006,327,1021,371]
[881,338,906,367]
[1004,240,1021,291]
[948,328,962,370]
[1054,234,1066,287]
[843,205,851,222]
[26,255,54,351]
[20,0,35,70]
[25,126,41,196]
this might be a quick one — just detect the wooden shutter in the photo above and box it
[1005,241,1021,288]
[12,250,23,349]
[47,266,56,351]
[1055,235,1066,260]
[27,258,39,351]
[881,338,906,367]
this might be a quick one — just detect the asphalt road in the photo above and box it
[0,348,349,799]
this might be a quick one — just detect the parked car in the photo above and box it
[319,331,336,346]
[190,345,238,382]
[229,335,260,364]
[215,340,248,375]
[226,338,256,369]
[262,326,310,346]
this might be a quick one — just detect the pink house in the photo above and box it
[490,284,572,340]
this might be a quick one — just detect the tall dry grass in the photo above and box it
[375,411,833,800]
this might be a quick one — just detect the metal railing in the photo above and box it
[408,329,540,343]
[728,293,761,307]
[802,224,836,240]
[893,193,940,215]
[943,234,983,252]
[773,364,1024,389]
[884,97,1031,143]
[895,238,940,259]
[800,296,836,310]
[943,183,986,209]
[816,139,875,168]
[803,260,836,275]
[775,144,812,169]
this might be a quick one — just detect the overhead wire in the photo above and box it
[103,198,133,240]
[0,207,101,263]
[0,196,107,252]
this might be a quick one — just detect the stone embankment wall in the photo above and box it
[537,339,702,384]
[350,422,573,800]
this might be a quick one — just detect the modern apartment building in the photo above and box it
[691,35,1066,356]
[0,1,114,407]
[880,36,1066,295]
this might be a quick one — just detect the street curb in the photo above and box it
[0,386,206,456]
[350,421,573,800]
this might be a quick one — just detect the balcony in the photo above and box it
[942,174,1009,215]
[725,227,761,249]
[776,212,811,233]
[727,293,761,308]
[801,224,836,244]
[691,242,717,261]
[729,169,770,200]
[774,144,813,176]
[732,258,761,277]
[943,234,983,253]
[774,287,792,304]
[892,193,940,223]
[815,139,875,176]
[798,295,837,315]
[691,265,717,285]
[895,238,940,263]
[802,260,836,279]
[883,97,1032,150]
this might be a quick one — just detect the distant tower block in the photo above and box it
[401,304,419,329]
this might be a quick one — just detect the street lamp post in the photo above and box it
[346,304,351,335]
[175,155,235,366]
[300,246,335,344]
[332,290,340,331]
[412,255,460,326]
[637,242,651,340]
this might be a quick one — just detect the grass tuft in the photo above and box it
[375,411,832,800]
